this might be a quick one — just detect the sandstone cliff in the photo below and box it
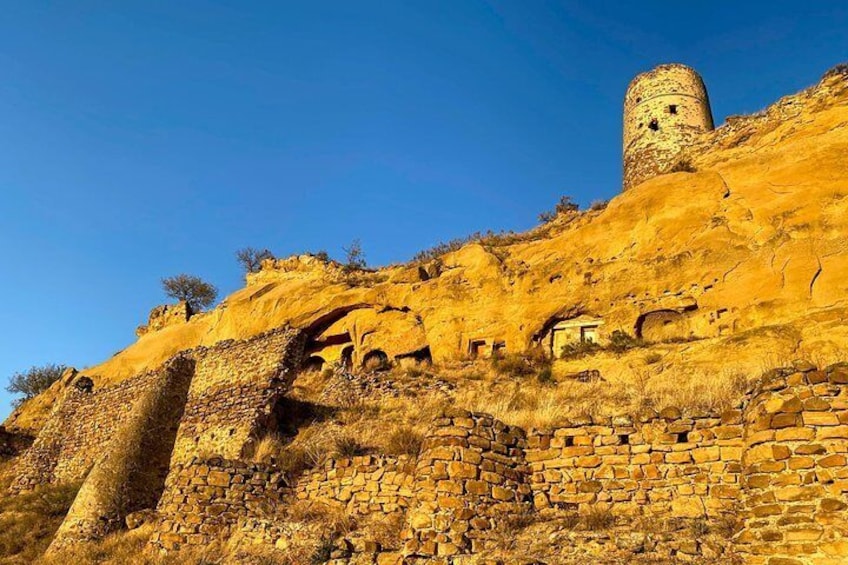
[7,68,848,436]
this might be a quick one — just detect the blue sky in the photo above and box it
[1,1,846,420]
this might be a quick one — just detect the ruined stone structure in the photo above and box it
[623,63,715,190]
[2,65,847,564]
[26,344,838,563]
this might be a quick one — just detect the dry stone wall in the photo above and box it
[151,457,286,551]
[9,369,166,492]
[404,409,531,558]
[737,364,848,565]
[143,365,848,563]
[168,326,306,465]
[296,455,415,516]
[526,409,744,519]
[48,355,195,551]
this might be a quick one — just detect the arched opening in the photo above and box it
[635,309,691,342]
[301,356,325,373]
[395,346,432,368]
[362,350,389,372]
[341,345,354,371]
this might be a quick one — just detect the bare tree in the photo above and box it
[6,363,67,406]
[343,239,367,271]
[236,247,275,273]
[161,274,218,311]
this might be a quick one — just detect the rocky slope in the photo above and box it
[10,67,848,436]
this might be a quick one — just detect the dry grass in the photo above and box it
[383,426,423,457]
[448,360,750,429]
[0,481,80,564]
[580,505,615,531]
[360,512,405,551]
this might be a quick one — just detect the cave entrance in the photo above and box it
[302,355,325,373]
[362,350,389,371]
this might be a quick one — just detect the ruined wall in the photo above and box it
[736,364,848,564]
[48,355,195,551]
[151,457,286,551]
[168,327,306,465]
[404,409,531,558]
[527,409,744,518]
[623,63,714,190]
[296,455,415,516]
[9,369,166,492]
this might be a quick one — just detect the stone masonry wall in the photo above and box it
[295,455,415,516]
[150,457,286,551]
[9,370,164,492]
[736,364,848,565]
[404,409,531,558]
[48,355,195,551]
[168,326,306,465]
[526,408,744,519]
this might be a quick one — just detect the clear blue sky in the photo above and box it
[1,1,846,420]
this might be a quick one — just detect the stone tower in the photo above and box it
[622,64,714,191]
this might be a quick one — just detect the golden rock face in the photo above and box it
[6,69,848,434]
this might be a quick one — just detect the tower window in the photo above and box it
[648,119,659,131]
[668,105,678,114]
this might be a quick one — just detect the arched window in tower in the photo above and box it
[668,104,678,114]
[649,119,659,131]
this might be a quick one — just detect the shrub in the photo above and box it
[160,274,218,311]
[251,433,286,465]
[538,195,579,223]
[644,352,663,365]
[670,158,697,173]
[6,363,66,406]
[384,426,423,457]
[581,506,615,530]
[607,330,646,353]
[236,247,275,273]
[333,435,365,458]
[313,250,330,262]
[276,443,327,485]
[823,62,848,79]
[536,365,555,385]
[589,199,609,211]
[491,353,536,377]
[559,340,601,359]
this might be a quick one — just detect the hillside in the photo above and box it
[1,66,847,565]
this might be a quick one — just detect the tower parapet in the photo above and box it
[623,64,714,190]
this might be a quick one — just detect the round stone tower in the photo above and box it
[622,64,714,191]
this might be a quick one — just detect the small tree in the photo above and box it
[236,247,275,273]
[539,196,580,223]
[342,239,367,271]
[7,363,67,406]
[161,274,218,311]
